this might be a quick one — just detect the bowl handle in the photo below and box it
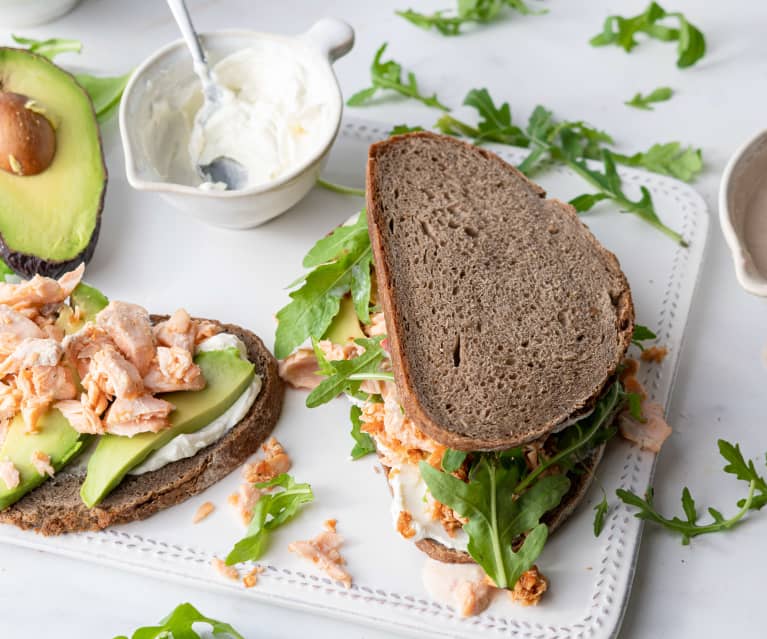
[300,18,354,62]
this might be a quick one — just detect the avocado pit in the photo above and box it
[0,91,56,176]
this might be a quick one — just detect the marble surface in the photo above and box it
[0,0,765,637]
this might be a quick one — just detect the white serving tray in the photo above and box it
[0,118,709,639]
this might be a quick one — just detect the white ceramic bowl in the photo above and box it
[0,0,80,27]
[720,129,767,296]
[119,18,354,229]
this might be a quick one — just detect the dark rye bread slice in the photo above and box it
[0,319,283,536]
[366,132,634,451]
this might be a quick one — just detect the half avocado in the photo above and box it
[0,48,106,278]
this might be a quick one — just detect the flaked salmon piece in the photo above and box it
[55,395,105,435]
[211,557,239,581]
[288,530,352,588]
[0,381,21,421]
[96,301,156,376]
[242,437,291,484]
[153,308,196,353]
[86,345,144,400]
[619,401,672,453]
[277,340,364,390]
[235,482,262,525]
[455,577,496,617]
[195,320,221,345]
[364,311,387,337]
[103,394,174,436]
[0,459,20,490]
[15,365,77,432]
[63,324,115,379]
[0,337,62,376]
[0,264,84,310]
[81,374,109,416]
[30,450,55,477]
[0,306,45,343]
[143,346,205,393]
[508,566,548,606]
[193,501,215,523]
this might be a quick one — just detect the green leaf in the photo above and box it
[315,179,365,198]
[681,487,697,523]
[397,0,544,36]
[569,192,609,212]
[612,143,703,183]
[625,86,673,111]
[225,474,313,565]
[632,324,657,345]
[442,448,468,473]
[114,602,244,639]
[463,88,528,145]
[627,392,644,421]
[12,34,82,59]
[306,336,387,407]
[303,212,368,268]
[593,491,609,536]
[589,2,706,68]
[389,123,426,136]
[347,43,449,111]
[420,458,570,588]
[75,71,131,122]
[349,405,376,459]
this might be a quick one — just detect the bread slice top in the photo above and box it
[366,132,633,451]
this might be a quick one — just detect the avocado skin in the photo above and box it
[0,48,107,279]
[80,348,256,508]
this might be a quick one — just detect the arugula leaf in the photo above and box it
[420,458,570,588]
[275,213,373,358]
[632,323,657,349]
[347,43,449,111]
[316,179,365,198]
[627,392,645,421]
[13,34,130,121]
[569,192,609,212]
[625,86,673,111]
[113,602,244,639]
[618,439,767,544]
[389,124,425,136]
[593,491,609,536]
[12,34,81,59]
[397,0,544,36]
[589,2,706,69]
[349,404,377,459]
[225,474,313,565]
[462,88,529,145]
[306,336,391,407]
[612,143,703,183]
[442,448,468,473]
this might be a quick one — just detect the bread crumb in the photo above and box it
[396,510,417,539]
[193,501,215,524]
[289,530,352,588]
[323,518,337,532]
[509,566,548,606]
[242,566,264,588]
[640,346,668,363]
[211,557,239,581]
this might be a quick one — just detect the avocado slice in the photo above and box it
[0,48,106,279]
[81,348,256,508]
[323,295,365,344]
[56,281,109,335]
[0,409,88,510]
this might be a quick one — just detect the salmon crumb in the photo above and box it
[193,501,215,524]
[509,566,548,606]
[396,510,417,539]
[211,558,239,581]
[323,518,337,532]
[242,566,264,588]
[640,346,668,363]
[289,530,352,588]
[242,437,292,484]
[227,493,240,507]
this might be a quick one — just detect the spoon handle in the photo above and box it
[165,0,213,89]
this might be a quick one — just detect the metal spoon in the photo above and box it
[166,0,248,190]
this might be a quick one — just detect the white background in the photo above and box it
[0,0,766,637]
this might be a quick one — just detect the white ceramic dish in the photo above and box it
[720,129,767,296]
[0,0,80,27]
[0,118,709,639]
[119,18,354,229]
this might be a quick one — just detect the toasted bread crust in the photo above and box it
[366,132,634,451]
[0,319,283,536]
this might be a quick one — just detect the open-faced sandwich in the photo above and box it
[0,264,283,534]
[276,132,670,603]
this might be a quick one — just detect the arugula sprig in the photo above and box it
[316,178,365,198]
[114,603,244,639]
[593,491,609,537]
[349,405,377,459]
[590,2,706,69]
[618,440,767,544]
[13,34,130,122]
[397,0,544,37]
[275,212,373,359]
[421,457,570,589]
[225,473,314,565]
[632,324,657,350]
[625,86,673,111]
[612,143,703,183]
[347,43,449,111]
[389,123,425,136]
[306,336,393,407]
